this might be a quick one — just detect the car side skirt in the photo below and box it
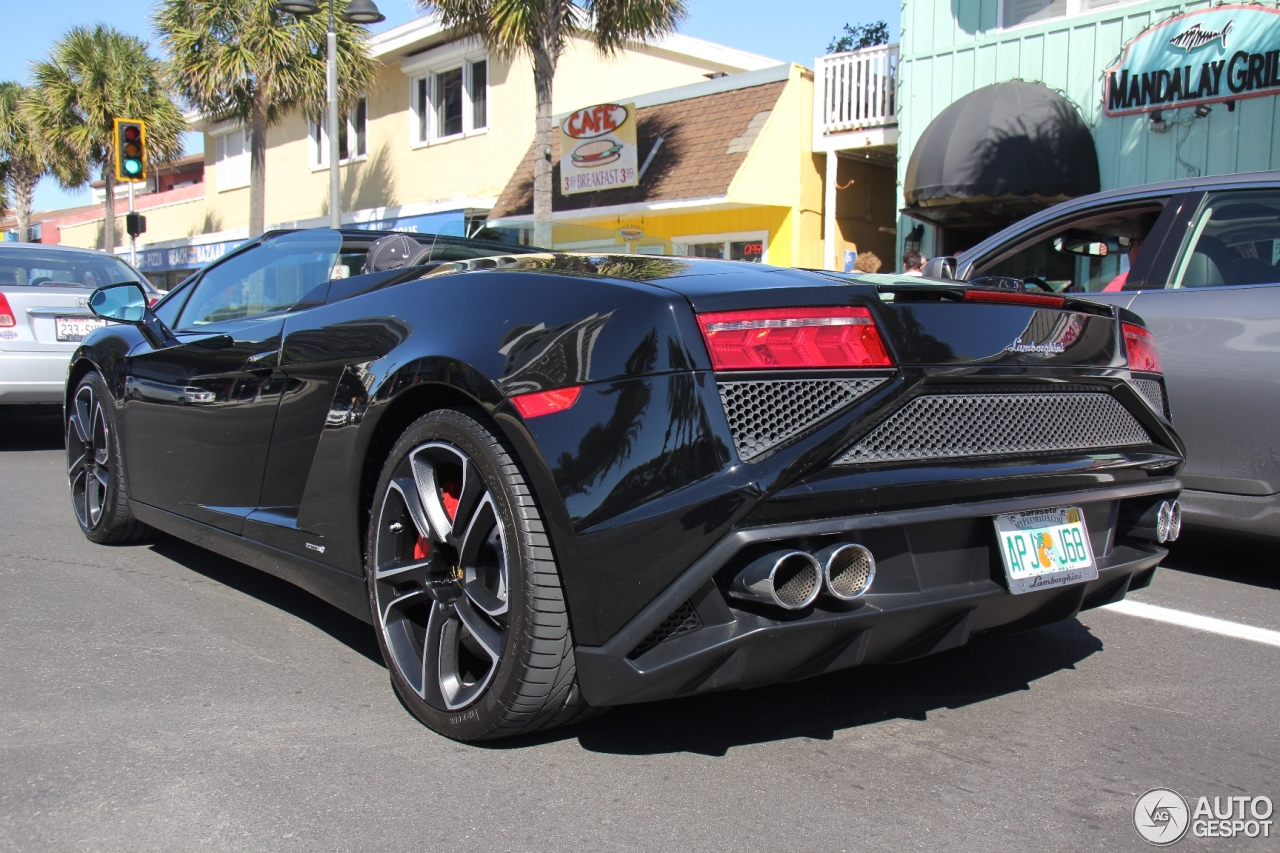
[131,500,372,623]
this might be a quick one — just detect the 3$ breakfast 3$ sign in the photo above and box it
[560,103,638,195]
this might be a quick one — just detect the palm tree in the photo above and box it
[0,82,48,242]
[28,27,185,252]
[416,0,688,246]
[156,0,377,237]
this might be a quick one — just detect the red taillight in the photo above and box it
[963,289,1065,307]
[1123,322,1162,374]
[511,386,582,418]
[696,306,893,370]
[0,293,14,327]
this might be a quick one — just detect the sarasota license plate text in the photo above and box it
[994,506,1098,595]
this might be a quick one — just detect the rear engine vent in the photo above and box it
[628,600,702,659]
[1133,378,1169,418]
[719,377,887,462]
[835,392,1151,465]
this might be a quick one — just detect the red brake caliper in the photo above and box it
[414,481,461,560]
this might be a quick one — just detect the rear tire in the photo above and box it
[67,372,151,544]
[365,407,599,741]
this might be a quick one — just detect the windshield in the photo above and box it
[178,229,343,327]
[0,247,143,289]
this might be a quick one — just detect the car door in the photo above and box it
[1126,189,1280,498]
[122,230,341,534]
[961,195,1186,299]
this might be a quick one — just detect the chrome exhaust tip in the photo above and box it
[816,543,876,601]
[729,551,822,610]
[1165,499,1182,542]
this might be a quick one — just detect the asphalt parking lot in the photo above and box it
[1,407,1277,852]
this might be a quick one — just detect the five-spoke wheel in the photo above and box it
[366,408,595,740]
[67,382,110,530]
[66,372,149,543]
[374,441,510,710]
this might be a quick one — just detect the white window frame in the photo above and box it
[210,124,250,192]
[998,0,1143,30]
[309,97,369,170]
[673,231,770,264]
[404,42,489,148]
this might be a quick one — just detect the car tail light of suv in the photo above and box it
[1123,322,1162,373]
[0,293,14,327]
[696,306,894,370]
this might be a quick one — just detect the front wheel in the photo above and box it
[66,372,150,544]
[366,407,597,740]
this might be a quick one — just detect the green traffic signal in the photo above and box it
[113,118,147,182]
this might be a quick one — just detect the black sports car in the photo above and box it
[68,228,1185,741]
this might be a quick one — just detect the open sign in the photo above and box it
[562,104,629,139]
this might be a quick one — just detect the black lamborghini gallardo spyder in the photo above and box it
[67,228,1185,740]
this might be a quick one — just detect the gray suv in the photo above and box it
[928,171,1280,539]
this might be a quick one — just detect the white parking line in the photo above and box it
[1104,599,1280,648]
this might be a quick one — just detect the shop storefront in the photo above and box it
[488,64,824,269]
[896,1,1280,257]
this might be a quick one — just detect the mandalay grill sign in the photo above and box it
[1105,5,1280,116]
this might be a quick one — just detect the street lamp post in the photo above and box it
[275,0,384,230]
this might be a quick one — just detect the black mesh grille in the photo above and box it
[718,377,887,461]
[628,600,702,659]
[1133,378,1168,418]
[835,392,1152,465]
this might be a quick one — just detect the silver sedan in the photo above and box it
[0,244,158,406]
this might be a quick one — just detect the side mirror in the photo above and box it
[88,282,177,348]
[922,256,957,280]
[89,282,148,323]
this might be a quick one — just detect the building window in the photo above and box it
[309,98,369,168]
[1001,0,1066,27]
[675,232,768,263]
[1000,0,1140,27]
[410,55,489,145]
[213,127,250,191]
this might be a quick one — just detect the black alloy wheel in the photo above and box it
[374,440,510,710]
[66,372,150,544]
[67,381,110,531]
[367,408,598,740]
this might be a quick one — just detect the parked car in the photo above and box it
[69,227,1183,740]
[0,243,160,406]
[927,171,1280,539]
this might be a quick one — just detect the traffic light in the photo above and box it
[126,212,146,238]
[113,118,147,183]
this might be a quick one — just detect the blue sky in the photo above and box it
[4,0,900,212]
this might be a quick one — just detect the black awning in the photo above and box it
[903,81,1100,212]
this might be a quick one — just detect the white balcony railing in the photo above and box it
[816,44,898,137]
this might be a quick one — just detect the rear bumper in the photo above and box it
[574,480,1178,707]
[0,351,72,404]
[1180,488,1280,539]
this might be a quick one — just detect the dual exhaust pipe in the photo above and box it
[729,543,876,610]
[1132,498,1183,544]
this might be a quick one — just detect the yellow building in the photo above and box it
[57,15,786,283]
[489,64,824,268]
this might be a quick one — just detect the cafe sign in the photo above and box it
[1105,6,1280,116]
[559,102,638,195]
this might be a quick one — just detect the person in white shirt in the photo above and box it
[902,250,924,276]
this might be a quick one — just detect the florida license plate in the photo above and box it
[994,506,1097,594]
[55,316,106,342]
